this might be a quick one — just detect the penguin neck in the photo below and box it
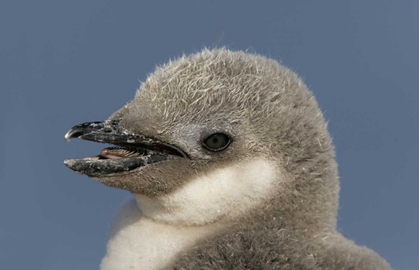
[274,169,339,235]
[101,199,218,270]
[134,158,280,227]
[132,157,338,234]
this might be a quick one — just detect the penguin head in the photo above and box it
[65,49,338,228]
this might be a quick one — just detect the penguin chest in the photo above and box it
[100,200,212,270]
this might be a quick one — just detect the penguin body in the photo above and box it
[65,48,392,269]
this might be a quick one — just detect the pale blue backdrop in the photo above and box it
[0,1,417,269]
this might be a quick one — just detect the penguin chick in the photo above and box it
[64,48,392,270]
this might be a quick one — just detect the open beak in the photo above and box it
[64,120,187,177]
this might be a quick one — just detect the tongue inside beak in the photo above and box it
[99,147,148,160]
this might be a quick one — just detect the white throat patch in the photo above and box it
[136,158,279,225]
[101,158,279,270]
[101,199,218,270]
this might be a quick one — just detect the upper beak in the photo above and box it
[65,120,154,146]
[64,120,187,177]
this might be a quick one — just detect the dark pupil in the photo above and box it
[204,133,229,151]
[209,135,223,148]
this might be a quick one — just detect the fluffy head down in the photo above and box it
[103,48,338,230]
[97,48,391,270]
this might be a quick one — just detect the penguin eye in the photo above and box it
[203,133,231,152]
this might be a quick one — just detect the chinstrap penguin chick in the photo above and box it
[64,48,392,269]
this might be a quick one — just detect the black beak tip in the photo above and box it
[64,129,81,142]
[64,121,108,142]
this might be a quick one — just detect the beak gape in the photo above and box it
[64,120,186,177]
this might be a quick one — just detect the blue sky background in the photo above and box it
[0,1,417,269]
